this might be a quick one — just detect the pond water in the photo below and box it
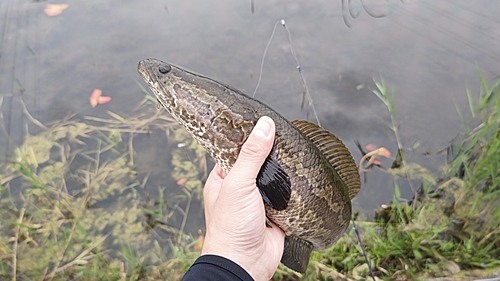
[1,0,500,242]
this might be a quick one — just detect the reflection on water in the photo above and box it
[1,0,500,238]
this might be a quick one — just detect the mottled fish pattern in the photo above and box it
[138,58,361,273]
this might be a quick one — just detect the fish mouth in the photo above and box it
[137,59,155,81]
[137,60,148,82]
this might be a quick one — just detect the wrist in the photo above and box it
[201,239,270,281]
[200,253,269,281]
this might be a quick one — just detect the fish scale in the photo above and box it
[138,58,361,273]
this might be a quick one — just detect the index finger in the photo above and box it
[203,165,225,211]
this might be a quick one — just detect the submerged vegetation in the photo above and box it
[0,94,205,280]
[288,76,500,281]
[1,76,499,280]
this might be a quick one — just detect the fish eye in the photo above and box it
[159,64,171,74]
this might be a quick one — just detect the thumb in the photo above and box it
[227,116,275,183]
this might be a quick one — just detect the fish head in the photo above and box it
[138,58,259,171]
[138,58,216,119]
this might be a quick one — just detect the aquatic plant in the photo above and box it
[285,75,500,281]
[0,94,202,280]
[1,75,499,280]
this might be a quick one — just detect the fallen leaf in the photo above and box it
[176,178,187,186]
[377,147,391,158]
[359,146,391,172]
[98,96,111,104]
[365,144,377,151]
[193,235,204,251]
[90,89,101,108]
[365,144,391,158]
[44,4,69,17]
[90,89,111,108]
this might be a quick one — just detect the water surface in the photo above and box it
[1,0,499,236]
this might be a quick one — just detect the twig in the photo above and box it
[0,95,11,137]
[129,131,135,166]
[315,262,345,279]
[13,208,25,281]
[106,110,126,122]
[48,221,77,281]
[94,139,101,174]
[351,216,376,281]
[45,232,111,279]
[1,174,17,186]
[19,98,47,130]
[359,148,391,172]
[177,191,192,244]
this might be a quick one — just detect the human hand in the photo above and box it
[201,116,285,281]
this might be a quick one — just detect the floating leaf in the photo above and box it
[98,95,111,104]
[365,144,391,158]
[44,4,69,17]
[359,145,392,171]
[90,89,111,108]
[364,143,377,151]
[176,178,187,186]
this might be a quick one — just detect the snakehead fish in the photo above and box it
[137,58,361,273]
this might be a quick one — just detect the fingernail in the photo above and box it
[254,117,272,138]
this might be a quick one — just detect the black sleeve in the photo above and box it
[181,254,254,281]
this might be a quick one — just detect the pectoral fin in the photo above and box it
[256,154,291,211]
[281,235,314,273]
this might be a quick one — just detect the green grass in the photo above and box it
[1,74,500,280]
[290,74,500,281]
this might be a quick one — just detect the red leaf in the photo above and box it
[90,89,102,108]
[90,89,111,108]
[97,96,111,104]
[44,4,69,17]
[365,144,377,151]
[176,178,188,186]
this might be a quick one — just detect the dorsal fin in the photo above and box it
[292,120,361,199]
